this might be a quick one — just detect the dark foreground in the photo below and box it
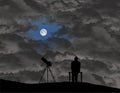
[0,79,120,92]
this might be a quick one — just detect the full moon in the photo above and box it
[40,28,47,36]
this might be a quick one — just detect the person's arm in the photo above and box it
[71,62,73,72]
[79,62,81,72]
[78,62,81,72]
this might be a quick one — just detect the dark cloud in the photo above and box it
[92,74,106,85]
[0,34,43,73]
[24,0,48,13]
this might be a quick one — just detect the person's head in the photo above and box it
[74,56,78,61]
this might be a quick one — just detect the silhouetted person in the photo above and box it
[71,56,81,82]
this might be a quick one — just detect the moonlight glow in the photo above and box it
[40,28,47,36]
[27,18,62,40]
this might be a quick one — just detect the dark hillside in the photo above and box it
[0,79,120,92]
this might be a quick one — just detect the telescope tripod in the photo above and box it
[39,66,56,83]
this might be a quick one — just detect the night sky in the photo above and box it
[0,0,120,88]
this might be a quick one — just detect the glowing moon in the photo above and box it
[40,28,47,36]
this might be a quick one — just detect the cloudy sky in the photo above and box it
[1,0,120,88]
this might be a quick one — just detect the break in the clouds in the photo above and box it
[27,18,62,40]
[1,0,120,88]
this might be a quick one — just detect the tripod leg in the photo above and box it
[69,72,70,82]
[47,68,48,83]
[48,67,56,82]
[81,72,83,83]
[39,67,47,83]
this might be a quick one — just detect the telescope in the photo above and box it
[41,57,52,67]
[39,57,56,83]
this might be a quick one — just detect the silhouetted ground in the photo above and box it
[0,79,120,92]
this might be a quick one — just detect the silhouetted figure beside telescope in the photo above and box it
[71,56,81,82]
